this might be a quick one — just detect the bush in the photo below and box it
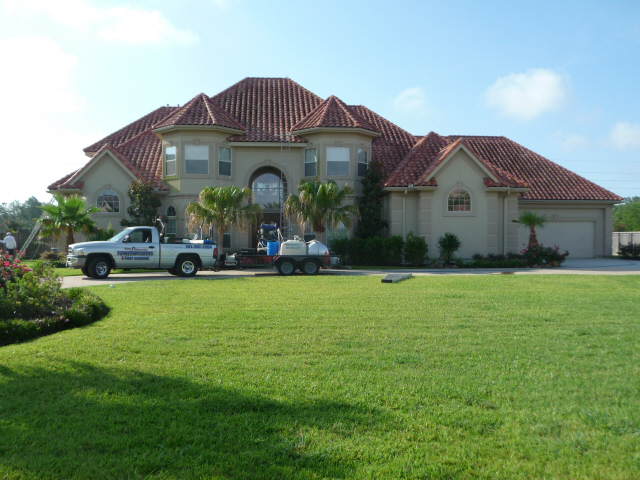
[405,232,429,266]
[456,258,527,269]
[348,237,367,266]
[520,243,569,266]
[363,237,385,266]
[329,237,349,258]
[0,258,109,346]
[437,232,462,264]
[384,236,405,266]
[619,244,640,259]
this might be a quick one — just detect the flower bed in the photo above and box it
[1,255,109,346]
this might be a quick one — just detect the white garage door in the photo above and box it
[517,221,595,258]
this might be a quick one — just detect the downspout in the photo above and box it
[503,191,509,255]
[403,189,407,239]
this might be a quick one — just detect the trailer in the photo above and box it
[219,224,340,275]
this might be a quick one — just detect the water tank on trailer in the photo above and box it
[279,240,307,255]
[306,240,328,256]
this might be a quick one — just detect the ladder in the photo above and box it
[21,197,54,256]
[279,133,291,239]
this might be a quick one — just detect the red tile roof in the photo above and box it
[212,77,323,143]
[153,93,245,131]
[447,136,621,201]
[52,77,620,202]
[84,105,178,153]
[291,95,379,133]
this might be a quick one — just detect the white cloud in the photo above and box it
[483,69,570,121]
[1,0,197,45]
[0,37,101,204]
[609,122,640,150]
[393,87,427,113]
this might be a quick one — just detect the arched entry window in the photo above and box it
[250,168,287,211]
[97,190,120,212]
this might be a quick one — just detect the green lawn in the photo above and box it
[1,276,639,479]
[22,261,158,277]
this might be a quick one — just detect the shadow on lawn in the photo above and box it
[0,362,374,479]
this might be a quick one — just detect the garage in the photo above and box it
[517,221,595,258]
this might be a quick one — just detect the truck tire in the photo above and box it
[277,259,295,276]
[167,268,178,276]
[88,256,111,280]
[176,256,198,277]
[81,267,92,278]
[302,260,320,275]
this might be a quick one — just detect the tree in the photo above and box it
[613,197,640,232]
[284,179,359,239]
[120,179,162,227]
[0,196,44,231]
[186,186,261,247]
[38,194,100,250]
[437,232,462,264]
[355,161,388,239]
[514,210,548,246]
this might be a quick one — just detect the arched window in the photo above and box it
[447,188,471,212]
[166,206,177,236]
[167,206,176,217]
[251,168,287,210]
[97,190,120,213]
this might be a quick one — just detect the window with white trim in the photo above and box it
[326,146,349,176]
[165,146,176,176]
[357,148,368,176]
[97,190,120,213]
[219,147,231,176]
[304,148,317,177]
[185,145,209,175]
[447,188,471,212]
[166,206,177,236]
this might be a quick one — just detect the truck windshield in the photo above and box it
[108,229,133,242]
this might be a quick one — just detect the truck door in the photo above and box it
[116,228,159,269]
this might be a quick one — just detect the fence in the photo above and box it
[1,231,57,260]
[612,231,640,256]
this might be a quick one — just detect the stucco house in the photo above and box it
[49,77,621,257]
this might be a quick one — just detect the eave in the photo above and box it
[289,126,381,138]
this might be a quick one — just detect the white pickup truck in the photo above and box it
[66,226,218,279]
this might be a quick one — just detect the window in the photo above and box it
[252,172,283,209]
[219,147,231,176]
[357,148,368,177]
[165,146,176,176]
[304,148,317,177]
[127,229,152,243]
[166,206,176,236]
[223,232,231,249]
[326,147,349,176]
[97,190,120,213]
[447,188,471,212]
[185,145,209,175]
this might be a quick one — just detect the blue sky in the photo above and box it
[1,0,639,206]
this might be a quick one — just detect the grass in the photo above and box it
[1,275,640,479]
[22,261,158,277]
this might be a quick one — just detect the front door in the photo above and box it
[117,228,159,269]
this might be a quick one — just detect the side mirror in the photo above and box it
[123,235,130,243]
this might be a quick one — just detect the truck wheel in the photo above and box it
[277,259,295,276]
[302,260,320,275]
[81,267,92,278]
[177,257,198,277]
[88,256,111,279]
[167,268,178,276]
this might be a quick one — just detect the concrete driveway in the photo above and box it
[61,258,640,288]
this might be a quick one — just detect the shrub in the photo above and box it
[329,237,349,258]
[0,259,109,346]
[520,243,569,266]
[455,258,527,269]
[383,236,405,266]
[348,237,367,266]
[363,237,385,266]
[437,232,462,264]
[405,232,429,266]
[619,244,640,259]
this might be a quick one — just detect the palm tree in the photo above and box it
[284,179,359,239]
[437,232,462,264]
[514,211,548,245]
[186,186,262,248]
[38,194,100,250]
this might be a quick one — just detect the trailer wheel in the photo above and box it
[81,267,92,278]
[176,256,198,277]
[302,260,320,275]
[277,259,295,276]
[167,268,178,276]
[88,256,111,280]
